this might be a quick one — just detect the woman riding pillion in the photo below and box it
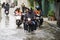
[4,3,10,15]
[15,8,22,16]
[14,8,23,28]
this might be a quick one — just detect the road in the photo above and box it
[0,7,60,40]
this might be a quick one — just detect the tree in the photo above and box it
[28,0,42,9]
[28,0,34,8]
[35,0,42,9]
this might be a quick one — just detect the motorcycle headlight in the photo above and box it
[6,11,8,13]
[28,18,31,21]
[22,13,25,15]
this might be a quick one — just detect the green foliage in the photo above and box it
[28,0,34,8]
[48,0,54,4]
[28,0,39,9]
[48,10,55,17]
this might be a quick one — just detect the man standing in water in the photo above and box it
[21,3,25,13]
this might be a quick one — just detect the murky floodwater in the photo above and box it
[5,15,9,27]
[0,8,60,40]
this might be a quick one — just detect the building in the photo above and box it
[55,0,60,27]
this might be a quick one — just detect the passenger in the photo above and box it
[15,8,22,16]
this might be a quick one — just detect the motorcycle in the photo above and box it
[15,14,22,28]
[35,14,43,28]
[24,17,36,33]
[5,10,9,15]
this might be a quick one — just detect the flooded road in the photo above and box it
[0,8,60,40]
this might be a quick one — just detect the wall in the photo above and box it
[55,1,60,27]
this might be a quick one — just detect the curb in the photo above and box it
[44,21,60,31]
[44,21,57,27]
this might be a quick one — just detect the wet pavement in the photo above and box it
[0,21,56,40]
[0,8,60,40]
[0,7,2,22]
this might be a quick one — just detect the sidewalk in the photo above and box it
[43,18,60,31]
[43,18,57,27]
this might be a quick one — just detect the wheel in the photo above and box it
[17,25,20,28]
[6,13,9,15]
[28,26,30,32]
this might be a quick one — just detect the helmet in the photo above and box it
[35,6,41,10]
[36,6,39,9]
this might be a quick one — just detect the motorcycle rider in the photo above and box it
[4,3,10,15]
[15,8,22,16]
[34,6,43,28]
[24,8,36,33]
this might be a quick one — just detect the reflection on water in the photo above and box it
[54,30,60,40]
[23,30,55,40]
[5,15,9,27]
[23,27,60,40]
[23,34,54,40]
